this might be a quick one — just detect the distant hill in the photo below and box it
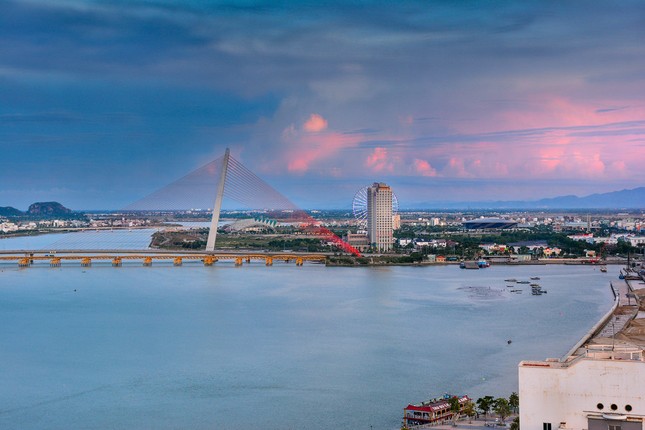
[27,201,73,216]
[523,187,645,209]
[0,206,23,217]
[0,202,75,218]
[414,187,645,210]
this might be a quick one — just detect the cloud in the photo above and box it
[412,159,437,177]
[3,0,645,207]
[365,147,395,173]
[303,113,328,133]
[281,115,364,173]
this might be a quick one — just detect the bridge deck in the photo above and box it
[0,250,327,267]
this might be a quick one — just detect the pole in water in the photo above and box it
[206,148,230,252]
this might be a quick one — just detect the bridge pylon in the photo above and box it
[205,148,230,252]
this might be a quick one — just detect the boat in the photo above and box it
[504,279,517,282]
[600,266,607,273]
[517,281,530,284]
[530,277,541,280]
[530,283,540,287]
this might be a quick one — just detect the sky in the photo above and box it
[1,0,645,210]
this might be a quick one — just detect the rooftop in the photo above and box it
[520,266,645,369]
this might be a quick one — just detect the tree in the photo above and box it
[462,401,476,423]
[477,396,495,418]
[510,416,520,430]
[494,398,512,423]
[449,396,462,424]
[509,392,519,414]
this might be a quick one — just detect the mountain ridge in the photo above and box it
[409,187,645,210]
[0,202,74,217]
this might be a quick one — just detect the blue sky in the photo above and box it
[1,0,645,210]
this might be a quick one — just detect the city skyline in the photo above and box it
[2,1,645,210]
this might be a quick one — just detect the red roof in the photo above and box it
[405,396,470,413]
[405,402,449,412]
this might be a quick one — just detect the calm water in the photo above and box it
[0,233,614,429]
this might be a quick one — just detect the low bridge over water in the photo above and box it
[0,250,327,268]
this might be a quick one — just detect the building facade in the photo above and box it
[519,269,645,430]
[367,182,393,252]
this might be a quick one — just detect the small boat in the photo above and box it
[530,277,541,280]
[517,281,530,284]
[504,279,517,282]
[600,266,607,273]
[530,283,540,287]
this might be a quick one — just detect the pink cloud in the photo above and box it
[413,158,437,177]
[284,127,364,174]
[444,157,471,177]
[303,113,328,133]
[365,147,395,173]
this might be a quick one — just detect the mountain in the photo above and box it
[0,206,23,217]
[413,187,645,210]
[526,187,645,209]
[27,202,73,216]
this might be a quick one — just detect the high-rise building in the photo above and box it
[367,182,393,252]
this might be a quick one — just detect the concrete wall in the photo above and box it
[519,359,645,430]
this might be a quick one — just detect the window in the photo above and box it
[608,425,621,430]
[625,405,632,412]
[611,404,618,411]
[597,403,604,410]
[543,423,552,430]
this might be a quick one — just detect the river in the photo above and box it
[0,231,614,429]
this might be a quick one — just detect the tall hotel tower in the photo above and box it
[367,182,393,252]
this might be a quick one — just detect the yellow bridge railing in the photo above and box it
[0,253,327,268]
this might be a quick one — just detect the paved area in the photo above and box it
[596,280,639,339]
[411,416,517,430]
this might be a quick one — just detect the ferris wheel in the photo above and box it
[352,186,399,227]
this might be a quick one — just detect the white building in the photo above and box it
[519,275,645,430]
[367,182,393,252]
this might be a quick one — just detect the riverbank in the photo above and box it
[325,256,632,267]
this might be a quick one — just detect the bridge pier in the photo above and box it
[265,256,273,266]
[296,257,303,266]
[18,258,30,268]
[50,258,62,267]
[81,257,92,267]
[235,257,243,266]
[143,257,153,266]
[203,256,217,266]
[112,257,122,267]
[173,257,183,266]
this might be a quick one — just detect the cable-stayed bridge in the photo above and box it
[1,148,360,267]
